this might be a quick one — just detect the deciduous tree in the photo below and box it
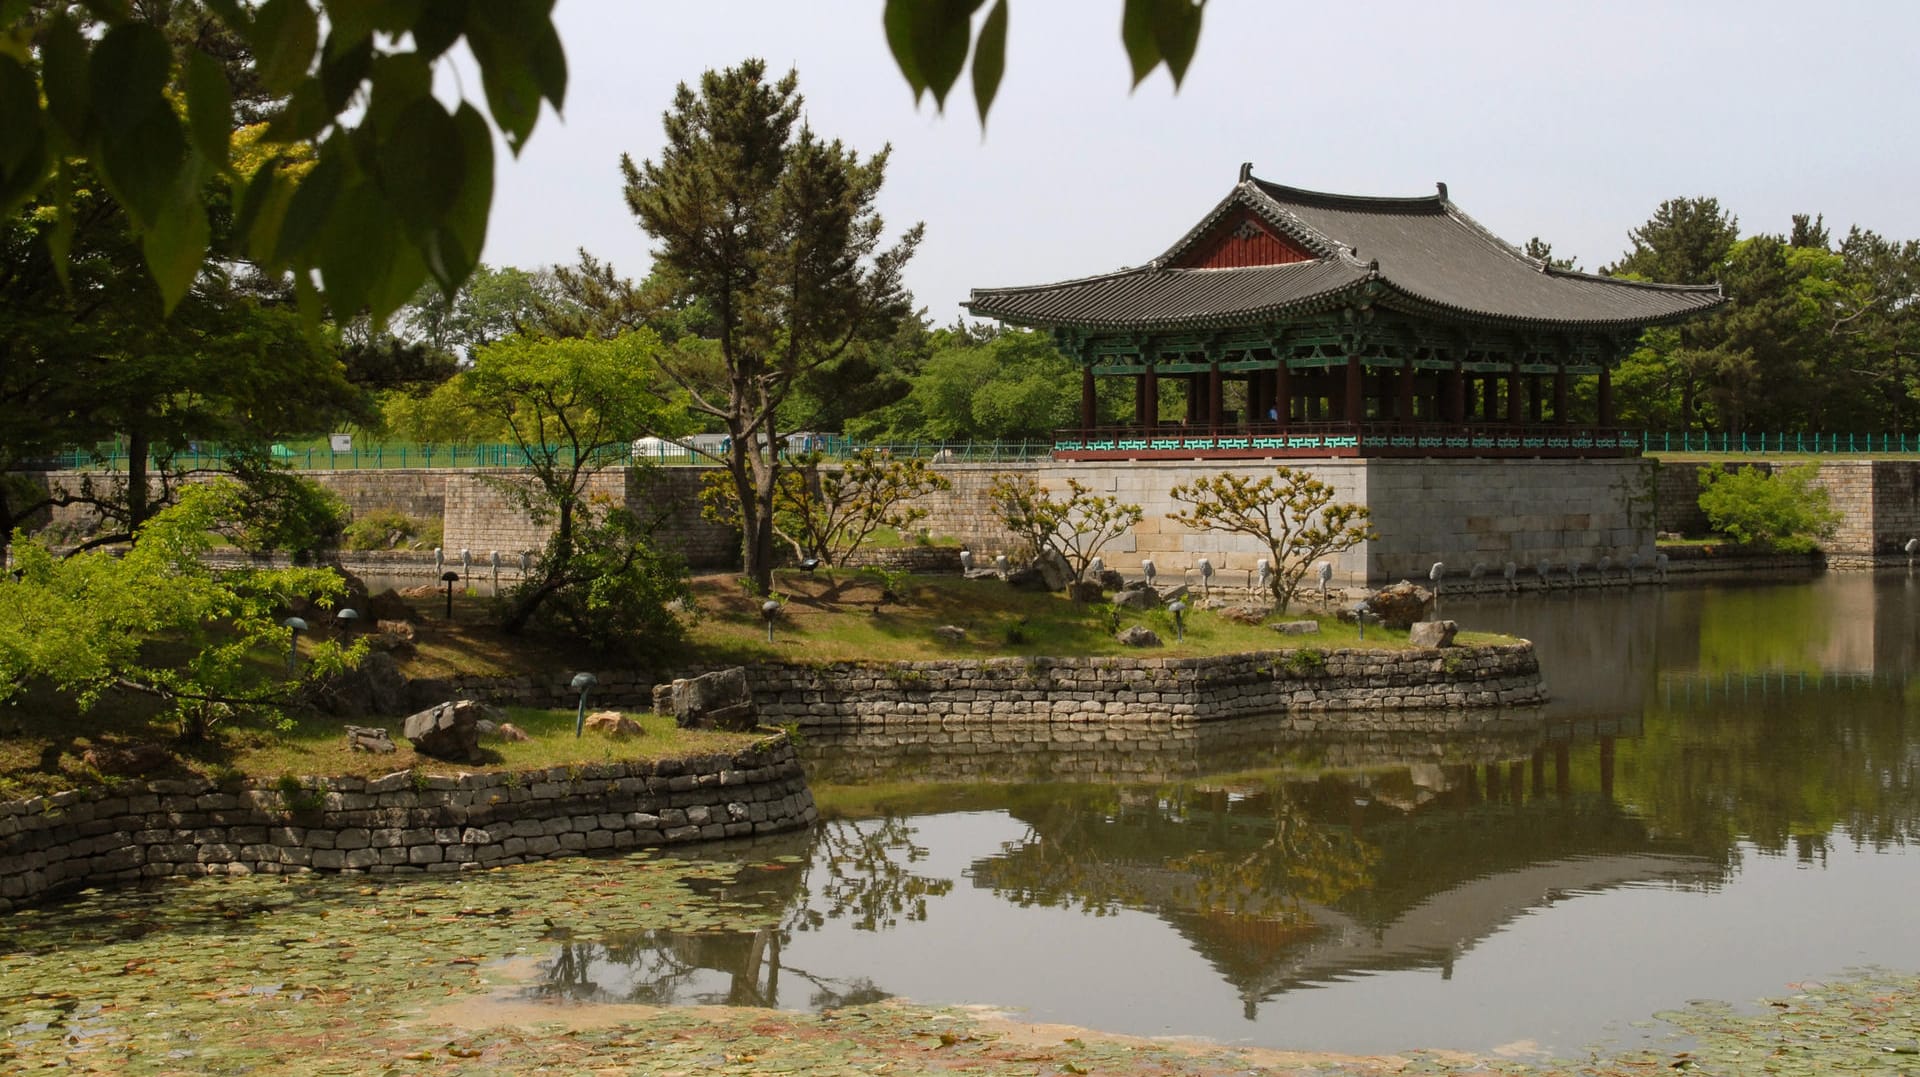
[1167,467,1375,612]
[987,472,1142,584]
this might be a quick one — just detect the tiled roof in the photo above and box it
[967,173,1725,332]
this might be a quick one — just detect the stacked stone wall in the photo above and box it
[0,737,814,913]
[1653,460,1920,554]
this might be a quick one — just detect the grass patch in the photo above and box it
[670,569,1465,665]
[0,693,759,802]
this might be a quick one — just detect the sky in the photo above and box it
[468,1,1920,323]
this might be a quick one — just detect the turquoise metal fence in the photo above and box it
[1639,432,1920,454]
[40,438,1056,472]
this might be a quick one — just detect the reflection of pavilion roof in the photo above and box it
[967,173,1724,332]
[1175,853,1719,1010]
[974,788,1728,1011]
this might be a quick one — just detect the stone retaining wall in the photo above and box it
[0,736,814,913]
[407,645,1545,725]
[747,646,1546,727]
[1653,460,1920,553]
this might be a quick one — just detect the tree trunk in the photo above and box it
[126,427,150,541]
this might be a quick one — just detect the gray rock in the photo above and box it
[316,651,408,718]
[1005,566,1050,591]
[1216,604,1270,625]
[1409,620,1459,648]
[1115,625,1162,647]
[402,700,486,762]
[1036,549,1074,591]
[1368,580,1434,630]
[1113,586,1160,611]
[1271,620,1321,635]
[344,725,395,753]
[1095,568,1126,591]
[933,625,968,643]
[669,667,758,732]
[1066,580,1105,604]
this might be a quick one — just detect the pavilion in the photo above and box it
[966,167,1723,460]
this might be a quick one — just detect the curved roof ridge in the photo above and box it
[1540,265,1725,294]
[1252,177,1447,212]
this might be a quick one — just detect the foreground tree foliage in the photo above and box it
[622,61,921,595]
[1167,467,1375,612]
[986,472,1143,584]
[455,331,690,647]
[0,481,361,741]
[1696,465,1841,552]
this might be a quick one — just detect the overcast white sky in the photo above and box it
[472,1,1920,322]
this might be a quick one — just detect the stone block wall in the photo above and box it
[1654,460,1920,553]
[744,644,1545,728]
[0,737,814,913]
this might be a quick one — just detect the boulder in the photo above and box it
[344,725,395,753]
[1066,580,1106,604]
[1216,604,1270,625]
[1113,586,1160,611]
[933,624,968,643]
[368,587,414,622]
[374,619,416,643]
[1035,550,1074,591]
[315,651,409,718]
[669,666,759,732]
[1005,566,1050,592]
[1272,620,1322,636]
[1367,580,1434,630]
[402,699,487,762]
[1409,620,1460,648]
[1095,568,1126,591]
[1115,625,1162,647]
[585,711,645,737]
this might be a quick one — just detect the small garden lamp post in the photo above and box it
[433,546,444,574]
[282,616,308,675]
[1428,561,1444,611]
[570,672,598,738]
[761,600,780,643]
[1196,558,1214,598]
[1088,555,1103,579]
[1256,558,1272,597]
[1352,601,1372,640]
[1142,558,1157,588]
[958,549,973,574]
[994,554,1009,577]
[1317,561,1332,600]
[459,548,472,577]
[490,550,502,594]
[441,570,461,619]
[519,550,532,578]
[1168,599,1187,642]
[334,607,359,637]
[1907,537,1918,570]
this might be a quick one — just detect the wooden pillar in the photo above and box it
[1529,375,1545,422]
[1208,361,1224,432]
[1553,364,1569,425]
[1598,366,1615,426]
[1274,364,1292,428]
[1396,362,1415,423]
[1344,354,1364,425]
[1143,364,1159,429]
[1449,364,1467,423]
[1134,373,1146,429]
[1080,365,1096,432]
[1505,366,1523,424]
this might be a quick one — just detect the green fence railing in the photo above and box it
[1640,432,1920,454]
[36,437,1057,473]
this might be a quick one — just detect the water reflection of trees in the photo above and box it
[1614,678,1920,859]
[530,817,954,1009]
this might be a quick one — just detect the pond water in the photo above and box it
[6,573,1919,1063]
